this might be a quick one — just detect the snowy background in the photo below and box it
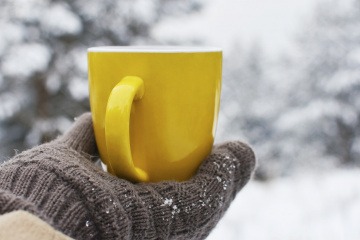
[0,0,360,239]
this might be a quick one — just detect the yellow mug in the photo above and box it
[88,46,222,182]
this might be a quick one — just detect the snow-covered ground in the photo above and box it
[208,169,360,240]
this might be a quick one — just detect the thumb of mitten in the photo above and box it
[55,113,97,156]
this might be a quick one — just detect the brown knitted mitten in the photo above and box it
[0,113,256,240]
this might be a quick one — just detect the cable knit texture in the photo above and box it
[0,113,256,240]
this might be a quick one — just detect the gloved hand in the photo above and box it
[0,113,256,240]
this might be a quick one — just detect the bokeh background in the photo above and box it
[0,0,359,239]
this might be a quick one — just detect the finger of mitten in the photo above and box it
[55,113,98,156]
[146,142,255,239]
[206,141,256,193]
[125,141,256,239]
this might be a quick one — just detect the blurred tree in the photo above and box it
[275,0,360,166]
[220,0,360,179]
[0,0,202,160]
[221,43,269,142]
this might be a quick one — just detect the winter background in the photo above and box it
[0,0,360,239]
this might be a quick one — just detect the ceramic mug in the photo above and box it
[88,46,222,182]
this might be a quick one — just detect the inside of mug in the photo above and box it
[88,46,222,53]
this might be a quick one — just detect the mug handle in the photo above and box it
[105,76,149,182]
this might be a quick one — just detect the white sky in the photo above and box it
[153,0,323,56]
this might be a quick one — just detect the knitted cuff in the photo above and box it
[0,190,50,224]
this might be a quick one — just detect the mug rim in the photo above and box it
[88,46,222,53]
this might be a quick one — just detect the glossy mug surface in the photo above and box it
[88,46,222,182]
